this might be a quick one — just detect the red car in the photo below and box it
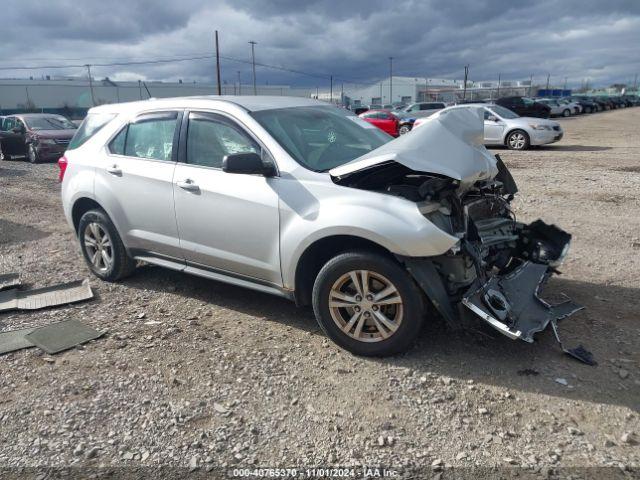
[358,109,400,137]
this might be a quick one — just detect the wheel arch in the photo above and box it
[293,235,395,307]
[503,128,530,146]
[71,197,106,234]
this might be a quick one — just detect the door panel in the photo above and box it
[94,111,182,258]
[173,111,281,284]
[0,118,25,156]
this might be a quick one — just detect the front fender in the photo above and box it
[278,186,459,289]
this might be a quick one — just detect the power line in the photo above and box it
[0,54,216,71]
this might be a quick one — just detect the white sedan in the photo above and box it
[414,104,563,150]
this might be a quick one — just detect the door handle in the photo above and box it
[176,179,199,191]
[106,164,122,175]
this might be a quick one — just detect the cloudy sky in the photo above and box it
[1,0,639,88]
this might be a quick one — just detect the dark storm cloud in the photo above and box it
[0,0,638,87]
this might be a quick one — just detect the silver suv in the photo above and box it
[61,97,578,356]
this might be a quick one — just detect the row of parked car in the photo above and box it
[353,94,639,149]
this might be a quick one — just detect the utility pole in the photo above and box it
[215,30,222,95]
[462,65,469,101]
[330,75,333,104]
[497,73,501,97]
[389,57,393,104]
[529,74,533,97]
[546,73,550,91]
[86,64,96,106]
[249,41,257,95]
[138,80,142,100]
[316,86,319,99]
[237,71,241,95]
[634,73,638,90]
[341,82,344,106]
[563,76,568,89]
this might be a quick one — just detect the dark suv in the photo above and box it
[0,114,77,163]
[495,96,551,118]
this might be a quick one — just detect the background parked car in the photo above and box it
[401,101,446,119]
[413,104,563,150]
[0,113,77,163]
[557,98,582,114]
[351,106,369,115]
[569,97,597,113]
[495,96,551,118]
[537,99,573,117]
[358,109,400,136]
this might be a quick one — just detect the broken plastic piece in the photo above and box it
[0,273,20,292]
[0,279,93,312]
[550,320,597,366]
[25,319,103,354]
[463,262,583,342]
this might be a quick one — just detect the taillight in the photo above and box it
[58,155,68,182]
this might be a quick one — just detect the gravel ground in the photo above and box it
[0,108,638,478]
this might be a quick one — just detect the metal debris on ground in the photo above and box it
[25,319,104,354]
[0,273,21,291]
[0,279,93,312]
[0,327,36,355]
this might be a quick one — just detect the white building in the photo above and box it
[0,78,314,117]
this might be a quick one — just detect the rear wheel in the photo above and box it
[312,251,425,356]
[78,209,136,282]
[562,109,571,117]
[506,130,530,150]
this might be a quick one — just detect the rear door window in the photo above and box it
[109,112,180,161]
[68,112,116,150]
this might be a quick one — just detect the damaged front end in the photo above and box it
[331,106,583,344]
[404,159,582,343]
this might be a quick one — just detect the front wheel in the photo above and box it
[562,109,571,117]
[506,130,530,150]
[312,251,426,356]
[27,144,39,163]
[78,209,136,282]
[398,124,411,135]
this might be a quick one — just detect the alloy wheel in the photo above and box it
[83,222,113,272]
[328,270,403,343]
[508,132,526,150]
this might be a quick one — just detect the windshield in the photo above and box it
[488,105,520,119]
[24,115,76,130]
[251,106,391,171]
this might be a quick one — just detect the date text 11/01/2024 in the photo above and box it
[230,467,400,478]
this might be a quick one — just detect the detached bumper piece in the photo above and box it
[0,279,93,312]
[462,262,583,343]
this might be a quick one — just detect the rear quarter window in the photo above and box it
[68,113,116,150]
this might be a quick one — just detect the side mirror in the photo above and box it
[487,115,498,122]
[11,126,23,134]
[222,152,276,177]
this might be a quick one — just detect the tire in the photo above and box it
[312,251,426,356]
[398,124,411,135]
[506,130,530,150]
[27,143,39,163]
[78,209,136,282]
[562,109,571,117]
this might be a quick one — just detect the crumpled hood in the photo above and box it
[331,106,498,185]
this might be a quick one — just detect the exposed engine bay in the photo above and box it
[333,154,582,344]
